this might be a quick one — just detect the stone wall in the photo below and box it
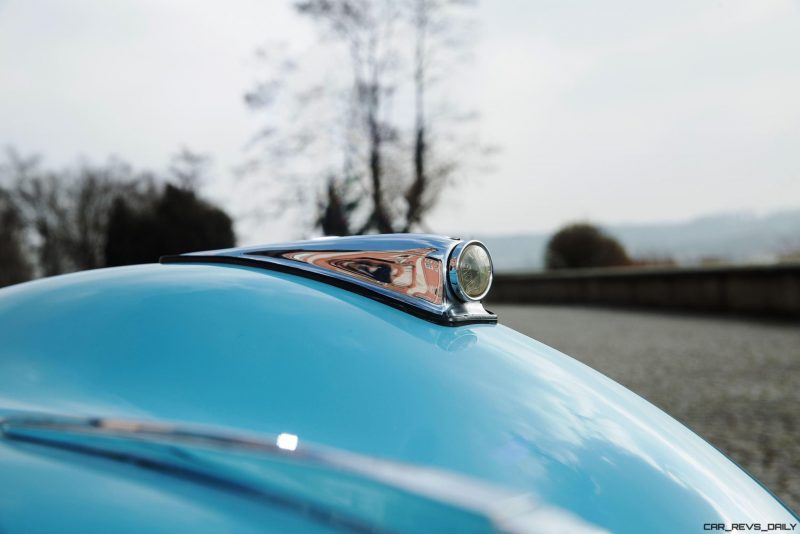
[490,264,800,318]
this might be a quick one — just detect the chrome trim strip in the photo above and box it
[161,234,497,325]
[0,413,606,533]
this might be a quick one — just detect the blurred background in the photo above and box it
[0,0,798,510]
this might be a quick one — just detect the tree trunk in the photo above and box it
[404,0,428,232]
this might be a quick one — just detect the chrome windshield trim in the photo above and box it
[161,234,497,326]
[0,413,604,534]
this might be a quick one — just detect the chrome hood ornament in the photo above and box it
[161,234,496,325]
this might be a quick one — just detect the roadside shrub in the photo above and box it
[545,223,631,270]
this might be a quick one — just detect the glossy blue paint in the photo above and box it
[0,263,796,532]
[0,440,332,533]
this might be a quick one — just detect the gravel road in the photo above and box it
[494,304,800,513]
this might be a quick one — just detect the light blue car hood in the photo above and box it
[0,263,795,532]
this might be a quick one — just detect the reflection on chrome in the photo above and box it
[0,412,605,534]
[277,247,444,305]
[161,234,497,325]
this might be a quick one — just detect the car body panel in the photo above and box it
[0,440,333,534]
[0,263,795,532]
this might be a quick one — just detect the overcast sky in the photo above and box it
[1,0,798,243]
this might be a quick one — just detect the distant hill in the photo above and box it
[473,209,800,273]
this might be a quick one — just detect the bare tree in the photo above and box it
[244,0,486,235]
[1,148,237,278]
[8,153,145,275]
[4,151,72,276]
[169,148,211,192]
[316,175,359,235]
[405,0,475,231]
[2,149,154,276]
[0,185,32,287]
